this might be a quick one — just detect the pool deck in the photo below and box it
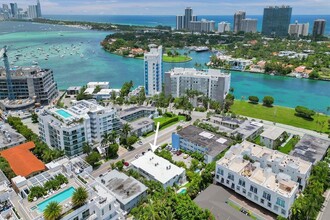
[20,178,83,219]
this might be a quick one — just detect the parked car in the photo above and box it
[183,154,189,159]
[124,162,129,166]
[142,151,145,155]
[176,151,182,156]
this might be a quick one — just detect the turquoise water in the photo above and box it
[0,21,329,113]
[178,188,187,194]
[56,109,72,119]
[37,187,75,212]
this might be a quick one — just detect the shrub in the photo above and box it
[262,96,274,107]
[248,96,259,104]
[295,106,315,119]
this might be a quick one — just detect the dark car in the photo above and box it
[176,151,182,156]
[124,162,129,166]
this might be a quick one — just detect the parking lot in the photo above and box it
[194,184,275,220]
[172,151,192,168]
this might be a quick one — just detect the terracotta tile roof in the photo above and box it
[0,142,46,177]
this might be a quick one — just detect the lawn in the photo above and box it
[231,100,330,133]
[153,115,186,130]
[162,55,192,63]
[278,136,300,154]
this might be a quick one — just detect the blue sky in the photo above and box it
[2,0,330,15]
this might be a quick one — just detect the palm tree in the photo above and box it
[72,187,88,208]
[43,201,62,220]
[122,123,132,139]
[101,133,110,147]
[82,142,92,155]
[108,130,118,145]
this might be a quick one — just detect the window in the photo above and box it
[109,204,111,210]
[250,185,258,194]
[242,189,246,194]
[268,202,272,208]
[217,168,224,175]
[238,179,245,187]
[276,198,285,208]
[216,174,219,179]
[102,209,104,216]
[281,209,286,215]
[254,195,258,201]
[260,199,264,204]
[82,209,90,219]
[263,191,271,201]
[236,186,240,191]
[228,173,234,181]
[226,180,229,184]
[274,205,278,211]
[248,192,252,198]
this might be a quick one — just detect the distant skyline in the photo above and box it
[1,0,330,15]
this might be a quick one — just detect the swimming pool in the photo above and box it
[177,188,187,195]
[37,187,75,212]
[56,109,72,119]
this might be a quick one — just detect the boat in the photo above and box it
[195,46,209,52]
[32,61,38,65]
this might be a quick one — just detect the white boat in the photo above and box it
[195,46,209,52]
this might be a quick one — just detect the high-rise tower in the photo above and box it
[233,11,246,33]
[262,6,292,37]
[144,45,163,96]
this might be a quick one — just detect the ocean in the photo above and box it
[44,14,330,35]
[0,21,329,113]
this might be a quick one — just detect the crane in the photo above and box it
[0,46,15,100]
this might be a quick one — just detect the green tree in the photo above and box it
[82,142,92,155]
[263,96,274,107]
[309,70,320,79]
[43,201,62,220]
[110,90,117,101]
[137,87,146,105]
[31,113,39,123]
[295,106,315,120]
[72,187,88,208]
[122,123,132,139]
[107,143,119,159]
[248,96,259,104]
[85,152,101,167]
[120,81,133,97]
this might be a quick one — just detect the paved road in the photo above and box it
[92,121,185,177]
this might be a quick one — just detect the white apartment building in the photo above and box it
[260,127,287,149]
[215,141,312,218]
[144,45,163,96]
[241,18,258,33]
[87,82,110,89]
[218,22,231,33]
[131,152,186,188]
[11,157,124,220]
[38,100,120,156]
[189,19,216,33]
[164,68,231,104]
[288,22,309,37]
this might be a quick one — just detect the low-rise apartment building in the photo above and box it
[215,141,312,218]
[172,125,232,163]
[97,170,147,212]
[38,100,121,156]
[131,152,186,188]
[260,127,287,149]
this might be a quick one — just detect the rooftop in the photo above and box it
[290,134,330,164]
[218,143,300,197]
[66,86,82,91]
[96,170,147,206]
[177,125,232,157]
[119,106,155,119]
[166,68,230,78]
[260,126,286,140]
[0,142,46,177]
[0,66,52,79]
[130,118,154,131]
[131,151,185,184]
[0,122,26,149]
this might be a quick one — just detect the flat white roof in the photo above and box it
[87,82,109,86]
[216,138,227,144]
[261,126,286,140]
[199,131,215,139]
[84,88,95,95]
[131,152,185,184]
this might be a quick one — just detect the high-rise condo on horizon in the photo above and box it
[176,7,197,30]
[36,0,42,18]
[234,11,246,33]
[288,21,309,37]
[144,45,163,96]
[218,22,231,33]
[241,18,258,33]
[262,6,292,37]
[9,3,18,18]
[312,19,326,37]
